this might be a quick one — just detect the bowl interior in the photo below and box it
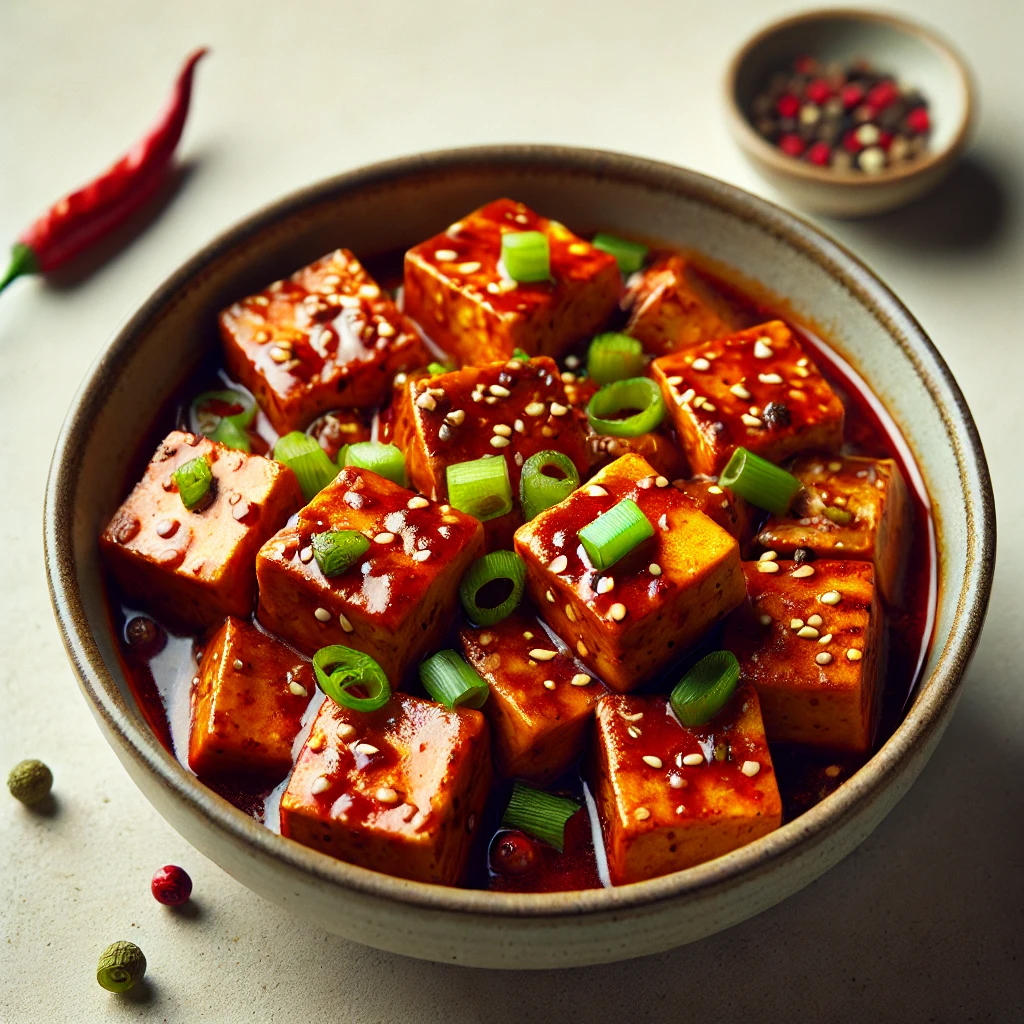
[48,148,992,934]
[732,12,969,158]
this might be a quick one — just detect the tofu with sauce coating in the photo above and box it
[757,454,910,604]
[460,612,604,785]
[219,249,428,434]
[255,467,484,684]
[513,454,746,692]
[280,692,492,885]
[670,477,755,542]
[622,253,740,356]
[99,431,303,629]
[403,199,622,366]
[188,616,312,782]
[723,560,881,753]
[594,686,782,885]
[651,320,845,476]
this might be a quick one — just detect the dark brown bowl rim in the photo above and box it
[45,144,995,920]
[724,8,976,188]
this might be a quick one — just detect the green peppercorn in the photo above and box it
[7,759,53,805]
[96,940,147,992]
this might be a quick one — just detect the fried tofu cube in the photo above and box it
[723,560,881,752]
[403,199,621,365]
[280,692,492,884]
[100,431,303,629]
[586,430,686,480]
[594,686,782,885]
[188,617,312,782]
[255,467,483,683]
[460,611,604,785]
[219,249,428,434]
[670,478,755,542]
[391,355,589,504]
[757,454,910,604]
[623,253,739,356]
[513,454,745,692]
[651,320,845,476]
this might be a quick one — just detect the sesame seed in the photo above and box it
[524,401,545,416]
[489,436,511,448]
[649,563,662,576]
[758,550,778,562]
[816,652,833,666]
[550,402,568,417]
[678,388,696,404]
[338,612,354,632]
[373,787,398,805]
[790,618,804,630]
[289,681,308,697]
[820,591,842,606]
[489,384,511,398]
[634,807,651,821]
[514,418,525,433]
[707,485,723,495]
[543,679,556,690]
[757,561,780,574]
[514,452,524,466]
[540,425,555,437]
[311,776,330,795]
[691,357,711,371]
[758,372,784,384]
[682,753,704,766]
[797,626,820,639]
[609,603,627,622]
[337,723,356,740]
[655,476,669,488]
[642,755,663,769]
[806,614,823,627]
[314,607,331,622]
[412,550,431,562]
[358,284,380,300]
[548,554,568,573]
[828,461,843,472]
[759,613,772,626]
[792,565,815,578]
[825,765,842,778]
[620,710,644,722]
[571,674,592,687]
[438,424,452,441]
[845,648,863,663]
[577,641,588,657]
[560,371,576,384]
[445,409,465,426]
[741,413,764,428]
[529,649,557,662]
[666,375,684,386]
[299,546,313,563]
[819,633,833,645]
[408,496,430,509]
[434,248,458,261]
[586,485,608,497]
[506,360,523,371]
[741,760,761,777]
[458,261,481,274]
[269,345,291,363]
[374,532,395,544]
[416,393,437,411]
[627,725,642,739]
[596,577,614,594]
[492,423,513,437]
[545,590,555,603]
[729,383,752,400]
[753,338,774,359]
[377,321,396,338]
[355,743,379,756]
[669,775,687,789]
[565,355,580,368]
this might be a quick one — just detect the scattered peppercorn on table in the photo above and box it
[2,0,1021,1020]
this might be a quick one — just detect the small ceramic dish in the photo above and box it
[45,146,994,969]
[725,9,975,217]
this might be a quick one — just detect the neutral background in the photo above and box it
[2,0,1021,1020]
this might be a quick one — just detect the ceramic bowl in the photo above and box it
[45,146,994,969]
[725,9,975,217]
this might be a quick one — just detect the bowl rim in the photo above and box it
[45,144,995,921]
[723,7,976,188]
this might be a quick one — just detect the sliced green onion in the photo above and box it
[312,645,391,712]
[459,550,526,626]
[586,377,665,437]
[447,455,512,522]
[427,360,455,375]
[512,347,531,362]
[592,232,649,274]
[274,431,339,502]
[311,530,370,578]
[419,649,490,710]
[670,651,740,728]
[578,497,653,571]
[718,447,802,516]
[501,781,580,853]
[520,451,579,521]
[344,442,407,487]
[209,416,251,453]
[586,333,646,385]
[501,231,550,283]
[334,443,350,469]
[190,389,257,452]
[824,505,853,526]
[173,456,212,511]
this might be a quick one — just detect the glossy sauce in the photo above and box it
[106,248,937,894]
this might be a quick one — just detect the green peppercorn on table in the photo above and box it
[1,0,1021,1019]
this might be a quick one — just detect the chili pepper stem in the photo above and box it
[0,244,38,295]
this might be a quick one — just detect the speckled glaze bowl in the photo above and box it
[45,146,994,969]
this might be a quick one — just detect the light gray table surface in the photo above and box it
[2,0,1021,1020]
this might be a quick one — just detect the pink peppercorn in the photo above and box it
[806,141,832,167]
[793,54,818,75]
[805,79,833,105]
[778,134,806,157]
[867,80,899,110]
[840,83,865,109]
[776,93,801,118]
[842,130,864,154]
[906,107,930,134]
[878,130,895,151]
[151,864,193,905]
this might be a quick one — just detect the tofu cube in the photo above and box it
[460,611,604,785]
[586,430,686,481]
[219,249,428,434]
[255,466,484,683]
[651,320,845,476]
[391,354,589,504]
[513,454,745,692]
[280,692,492,885]
[670,478,755,542]
[99,431,303,629]
[403,198,621,365]
[623,253,739,356]
[188,616,312,782]
[723,560,881,752]
[757,454,909,604]
[594,686,782,885]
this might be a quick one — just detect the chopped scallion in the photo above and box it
[173,456,212,511]
[311,530,370,578]
[312,645,391,712]
[344,442,407,487]
[718,447,801,516]
[190,388,257,452]
[586,333,646,385]
[592,232,649,274]
[519,450,579,521]
[419,649,490,710]
[501,231,550,283]
[447,455,512,522]
[459,550,527,626]
[501,781,580,852]
[274,431,339,502]
[670,651,740,727]
[578,497,653,571]
[427,361,455,375]
[512,348,531,362]
[586,377,665,437]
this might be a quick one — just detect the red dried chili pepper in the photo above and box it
[0,48,207,296]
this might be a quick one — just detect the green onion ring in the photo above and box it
[459,550,526,626]
[312,645,391,712]
[586,377,665,437]
[519,450,580,521]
